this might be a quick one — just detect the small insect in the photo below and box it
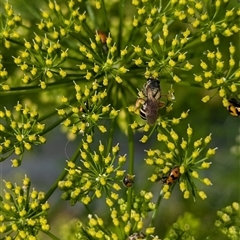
[127,232,146,240]
[136,77,165,125]
[142,77,161,99]
[122,174,135,187]
[161,166,180,185]
[79,101,89,113]
[227,98,240,117]
[96,30,108,53]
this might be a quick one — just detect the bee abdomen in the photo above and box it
[139,103,147,120]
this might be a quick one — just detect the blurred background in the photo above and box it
[0,0,239,239]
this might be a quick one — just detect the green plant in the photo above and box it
[0,0,239,239]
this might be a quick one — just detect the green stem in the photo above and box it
[37,108,60,123]
[106,119,116,155]
[40,111,74,135]
[42,141,81,202]
[147,124,158,139]
[158,0,163,11]
[121,92,135,214]
[37,96,76,123]
[42,231,61,240]
[127,122,134,214]
[148,189,164,234]
[100,0,109,31]
[117,0,126,54]
[0,81,73,95]
[85,1,96,27]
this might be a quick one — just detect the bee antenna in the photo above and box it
[64,139,71,160]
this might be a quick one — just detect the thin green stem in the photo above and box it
[127,122,134,214]
[37,108,60,123]
[38,97,76,123]
[0,81,73,95]
[158,0,163,12]
[40,111,74,135]
[42,231,61,240]
[127,126,134,175]
[106,119,116,155]
[100,0,109,32]
[84,204,92,215]
[42,141,81,202]
[147,124,158,139]
[148,189,164,235]
[117,0,126,54]
[121,92,135,214]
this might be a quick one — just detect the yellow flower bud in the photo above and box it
[201,161,211,169]
[198,191,207,200]
[163,191,171,199]
[201,33,207,42]
[202,95,210,103]
[140,135,148,143]
[194,75,203,82]
[203,178,212,186]
[184,190,190,199]
[179,182,186,192]
[191,171,199,178]
[187,125,193,136]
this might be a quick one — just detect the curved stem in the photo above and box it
[117,0,126,54]
[0,75,91,95]
[106,119,116,155]
[127,122,134,214]
[100,0,109,32]
[121,92,135,214]
[42,141,81,202]
[148,189,164,229]
[42,230,61,240]
[40,111,74,135]
[0,81,74,95]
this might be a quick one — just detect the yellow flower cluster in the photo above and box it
[0,175,50,239]
[0,103,46,166]
[147,125,216,200]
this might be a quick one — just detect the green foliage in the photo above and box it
[0,0,239,239]
[215,202,240,240]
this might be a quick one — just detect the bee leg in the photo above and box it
[158,101,166,109]
[159,176,168,184]
[135,98,145,110]
[161,92,175,102]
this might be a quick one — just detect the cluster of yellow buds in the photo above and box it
[215,202,239,239]
[58,141,126,205]
[75,190,157,240]
[147,125,216,200]
[0,175,50,239]
[0,102,46,166]
[59,81,119,136]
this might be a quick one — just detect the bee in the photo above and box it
[136,77,165,125]
[142,77,161,99]
[127,232,146,240]
[122,174,135,187]
[161,166,180,185]
[227,98,240,117]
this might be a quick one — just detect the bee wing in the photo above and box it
[146,100,159,125]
